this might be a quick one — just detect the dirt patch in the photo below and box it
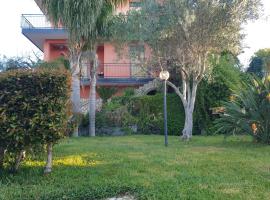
[106,195,135,200]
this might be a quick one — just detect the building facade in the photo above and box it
[21,0,153,104]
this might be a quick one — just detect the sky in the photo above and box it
[0,0,269,67]
[0,0,42,58]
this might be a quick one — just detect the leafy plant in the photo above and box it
[39,57,70,70]
[0,67,71,172]
[129,94,185,135]
[214,76,270,144]
[97,87,117,103]
[194,52,243,134]
[81,100,137,131]
[110,88,135,105]
[247,48,270,78]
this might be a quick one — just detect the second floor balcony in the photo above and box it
[21,14,153,86]
[21,14,67,51]
[81,63,154,86]
[21,14,62,29]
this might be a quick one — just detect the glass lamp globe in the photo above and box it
[159,70,170,80]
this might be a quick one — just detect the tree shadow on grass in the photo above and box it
[0,154,143,200]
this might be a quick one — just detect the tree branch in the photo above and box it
[167,80,187,107]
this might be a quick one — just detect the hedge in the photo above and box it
[90,92,219,136]
[129,87,227,136]
[129,94,186,135]
[0,67,71,172]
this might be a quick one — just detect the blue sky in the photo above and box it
[0,0,269,68]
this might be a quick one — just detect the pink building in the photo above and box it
[21,0,153,100]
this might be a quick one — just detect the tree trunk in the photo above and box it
[70,54,82,137]
[0,146,5,169]
[181,81,198,141]
[12,150,25,172]
[44,143,53,174]
[89,54,98,137]
[71,70,81,114]
[182,107,194,141]
[72,125,79,137]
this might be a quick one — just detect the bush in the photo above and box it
[39,56,70,70]
[97,87,117,103]
[81,101,137,130]
[129,94,185,135]
[0,67,71,172]
[79,88,137,136]
[92,90,225,136]
[214,76,270,144]
[193,52,243,134]
[110,87,135,105]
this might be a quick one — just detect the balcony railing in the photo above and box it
[81,63,153,80]
[104,63,151,78]
[21,14,62,29]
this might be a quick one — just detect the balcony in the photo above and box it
[81,63,154,86]
[21,14,63,29]
[20,15,154,86]
[21,14,67,51]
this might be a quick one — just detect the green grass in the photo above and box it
[0,135,269,200]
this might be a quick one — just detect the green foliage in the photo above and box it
[194,52,243,133]
[0,67,71,170]
[39,57,70,70]
[247,48,270,77]
[83,52,243,136]
[123,87,135,96]
[110,87,135,105]
[214,76,270,144]
[0,55,42,72]
[42,0,129,47]
[110,0,259,138]
[97,86,117,102]
[129,94,185,135]
[81,99,137,131]
[91,56,243,135]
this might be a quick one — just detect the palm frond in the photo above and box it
[214,76,270,144]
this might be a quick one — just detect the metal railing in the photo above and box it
[104,63,151,78]
[21,14,63,29]
[81,63,152,79]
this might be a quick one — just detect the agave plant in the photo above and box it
[214,76,270,144]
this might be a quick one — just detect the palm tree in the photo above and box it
[41,0,128,137]
[41,0,128,173]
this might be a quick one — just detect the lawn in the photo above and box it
[0,135,269,200]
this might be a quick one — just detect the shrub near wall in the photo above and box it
[130,94,186,135]
[0,67,71,172]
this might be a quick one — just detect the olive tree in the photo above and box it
[111,0,261,140]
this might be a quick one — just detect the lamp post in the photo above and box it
[159,70,170,147]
